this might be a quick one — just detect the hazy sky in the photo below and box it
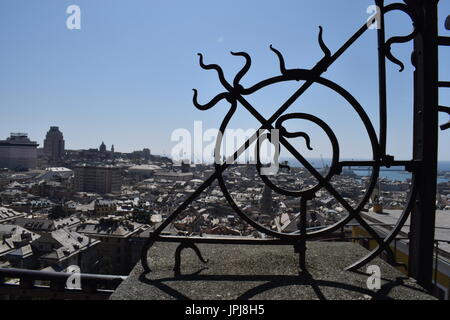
[0,0,449,160]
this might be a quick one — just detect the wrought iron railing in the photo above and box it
[136,0,448,291]
[0,267,126,300]
[0,232,448,300]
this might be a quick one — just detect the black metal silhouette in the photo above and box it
[141,0,448,290]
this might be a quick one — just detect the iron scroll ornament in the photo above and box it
[140,1,443,275]
[199,41,400,268]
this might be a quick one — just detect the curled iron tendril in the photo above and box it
[193,51,254,110]
[269,45,311,80]
[439,106,450,131]
[277,121,313,151]
[192,53,235,111]
[197,53,231,89]
[194,26,332,103]
[382,3,419,72]
[282,128,313,151]
[192,90,231,111]
[269,26,330,77]
[383,31,418,72]
[318,26,331,59]
[269,45,288,75]
[230,51,251,88]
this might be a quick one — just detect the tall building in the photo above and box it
[99,142,107,153]
[143,148,151,160]
[73,164,121,194]
[43,126,65,160]
[0,133,38,170]
[260,184,273,216]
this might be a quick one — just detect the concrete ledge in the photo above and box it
[111,242,435,300]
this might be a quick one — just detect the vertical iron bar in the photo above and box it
[376,0,388,157]
[408,0,439,291]
[298,196,308,272]
[433,241,438,288]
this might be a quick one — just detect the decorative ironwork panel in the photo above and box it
[141,0,449,288]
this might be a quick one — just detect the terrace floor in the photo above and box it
[111,241,435,300]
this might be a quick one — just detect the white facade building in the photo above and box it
[0,133,38,170]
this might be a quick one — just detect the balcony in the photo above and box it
[0,230,446,300]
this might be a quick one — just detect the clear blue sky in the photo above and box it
[0,0,449,160]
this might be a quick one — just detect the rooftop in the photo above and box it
[0,133,38,147]
[12,217,81,233]
[361,209,450,255]
[34,229,98,261]
[0,224,40,256]
[0,207,26,223]
[128,164,162,171]
[75,220,146,238]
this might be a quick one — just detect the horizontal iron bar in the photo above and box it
[338,160,417,168]
[0,267,127,283]
[0,283,115,294]
[439,81,450,88]
[339,160,413,167]
[324,237,449,244]
[439,106,450,114]
[438,36,450,46]
[152,235,450,245]
[326,237,408,241]
[346,223,450,230]
[0,284,112,300]
[337,160,378,167]
[154,235,296,245]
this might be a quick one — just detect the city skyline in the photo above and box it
[0,0,448,302]
[0,0,449,160]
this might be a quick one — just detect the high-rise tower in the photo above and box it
[43,126,65,160]
[260,184,273,216]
